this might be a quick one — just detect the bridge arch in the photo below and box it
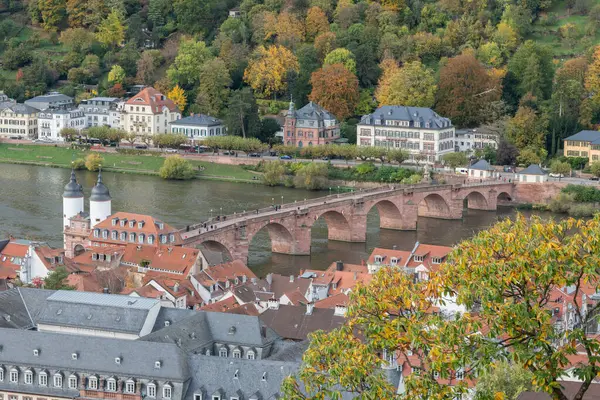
[248,221,296,255]
[418,193,452,218]
[497,191,512,203]
[312,210,353,242]
[196,240,234,263]
[368,199,404,230]
[462,190,489,210]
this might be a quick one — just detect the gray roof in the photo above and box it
[170,115,223,127]
[292,101,337,121]
[0,327,189,381]
[17,287,56,323]
[469,159,494,171]
[63,170,84,198]
[519,164,547,176]
[185,354,299,400]
[85,97,119,102]
[25,93,72,103]
[564,130,600,145]
[0,289,35,329]
[1,103,40,114]
[37,291,159,335]
[141,311,279,352]
[259,305,345,341]
[90,170,111,202]
[152,306,196,332]
[360,106,452,129]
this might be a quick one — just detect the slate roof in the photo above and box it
[17,287,55,323]
[360,106,452,129]
[185,354,299,400]
[169,114,223,127]
[292,101,337,121]
[0,327,189,381]
[259,305,346,341]
[468,159,494,171]
[152,306,196,332]
[25,93,72,103]
[0,288,35,329]
[0,103,40,114]
[564,130,600,145]
[36,291,159,335]
[519,164,547,176]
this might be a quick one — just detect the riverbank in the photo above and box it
[0,143,261,183]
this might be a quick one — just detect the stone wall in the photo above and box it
[512,182,567,204]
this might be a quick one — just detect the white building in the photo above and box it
[357,106,455,164]
[78,97,122,128]
[169,114,226,142]
[468,159,496,179]
[518,164,548,183]
[0,103,39,138]
[38,108,86,141]
[120,87,181,135]
[24,92,73,110]
[455,128,499,153]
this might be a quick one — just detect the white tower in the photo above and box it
[62,169,84,229]
[89,169,112,227]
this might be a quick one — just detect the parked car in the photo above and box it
[249,153,261,157]
[9,136,22,140]
[165,148,178,153]
[135,144,148,149]
[590,176,599,181]
[280,155,292,160]
[549,173,564,178]
[322,157,330,161]
[223,151,232,155]
[503,165,513,173]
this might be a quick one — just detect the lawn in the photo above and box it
[0,144,259,181]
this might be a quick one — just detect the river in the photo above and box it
[0,163,553,277]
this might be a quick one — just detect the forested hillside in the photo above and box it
[1,0,600,158]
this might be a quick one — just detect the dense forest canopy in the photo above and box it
[1,0,600,155]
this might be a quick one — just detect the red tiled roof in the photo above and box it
[90,212,181,246]
[315,293,349,309]
[193,260,256,288]
[125,87,178,113]
[122,285,163,298]
[1,242,28,258]
[282,289,308,305]
[66,273,104,292]
[325,262,368,274]
[200,296,240,312]
[367,243,452,272]
[0,241,29,273]
[121,244,199,277]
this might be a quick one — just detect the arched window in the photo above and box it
[68,374,77,389]
[129,232,136,242]
[111,231,117,240]
[232,349,241,358]
[106,378,116,392]
[163,384,172,399]
[0,366,4,382]
[53,373,62,388]
[219,347,228,357]
[246,350,255,360]
[125,379,135,393]
[147,383,156,398]
[120,232,126,241]
[138,234,145,244]
[9,368,18,383]
[88,376,98,390]
[24,370,33,384]
[148,235,154,245]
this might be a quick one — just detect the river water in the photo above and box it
[0,164,552,277]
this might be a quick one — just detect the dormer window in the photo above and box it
[107,378,116,392]
[138,221,144,229]
[138,234,145,244]
[68,375,77,389]
[0,367,4,382]
[125,380,135,393]
[94,229,100,238]
[161,235,167,244]
[129,221,135,228]
[24,370,33,384]
[413,255,424,262]
[129,233,136,242]
[232,349,241,358]
[432,257,443,264]
[120,220,126,227]
[374,255,383,263]
[10,368,18,383]
[456,369,464,380]
[111,231,117,240]
[163,384,172,399]
[148,235,154,244]
[120,232,127,241]
[246,350,255,360]
[219,348,228,357]
[102,230,108,239]
[39,371,48,386]
[112,218,118,226]
[147,383,156,398]
[169,234,175,243]
[390,257,398,265]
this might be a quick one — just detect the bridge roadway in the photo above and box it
[180,181,515,262]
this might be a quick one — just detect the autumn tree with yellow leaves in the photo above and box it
[243,45,299,99]
[167,85,187,112]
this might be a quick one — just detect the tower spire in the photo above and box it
[287,95,295,117]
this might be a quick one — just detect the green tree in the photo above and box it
[293,162,329,189]
[96,10,125,48]
[474,361,533,400]
[323,48,357,74]
[166,38,213,88]
[38,0,66,31]
[107,64,126,85]
[43,266,74,290]
[442,152,469,168]
[550,160,571,180]
[225,88,261,139]
[60,128,77,141]
[153,133,188,148]
[159,155,196,179]
[375,61,436,108]
[505,106,548,150]
[263,160,286,186]
[85,153,104,171]
[194,58,232,117]
[508,41,554,99]
[516,146,546,166]
[591,162,600,177]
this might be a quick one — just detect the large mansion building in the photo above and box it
[563,130,600,164]
[357,106,455,163]
[120,87,181,135]
[284,101,341,147]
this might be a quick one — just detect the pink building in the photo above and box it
[284,101,340,147]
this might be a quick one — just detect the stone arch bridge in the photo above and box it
[180,182,515,263]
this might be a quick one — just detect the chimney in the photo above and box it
[306,302,314,315]
[289,275,294,283]
[103,287,109,294]
[336,261,343,271]
[393,245,397,250]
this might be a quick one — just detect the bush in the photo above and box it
[568,203,598,217]
[294,163,329,190]
[562,184,600,202]
[85,153,104,171]
[158,156,196,180]
[549,192,576,213]
[72,158,86,170]
[263,161,286,186]
[355,162,376,175]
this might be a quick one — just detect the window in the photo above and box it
[219,348,228,357]
[0,368,3,382]
[148,235,154,244]
[53,374,62,388]
[169,234,175,243]
[138,234,145,244]
[232,349,241,358]
[413,255,424,262]
[125,380,135,393]
[25,370,33,384]
[88,376,98,390]
[111,231,117,240]
[39,372,47,386]
[147,384,156,398]
[456,369,464,380]
[246,351,255,360]
[390,257,398,265]
[129,232,136,242]
[107,379,117,392]
[374,255,383,263]
[69,375,77,389]
[94,229,99,237]
[163,385,172,399]
[194,394,202,400]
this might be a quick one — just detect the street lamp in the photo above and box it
[272,197,274,206]
[281,196,284,206]
[220,207,223,216]
[329,187,332,196]
[210,209,213,219]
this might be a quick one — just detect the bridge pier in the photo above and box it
[464,191,498,211]
[418,198,463,220]
[325,211,367,242]
[379,204,418,230]
[272,225,311,256]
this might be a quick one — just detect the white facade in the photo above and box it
[90,200,112,228]
[63,196,84,228]
[38,108,86,141]
[0,104,39,138]
[519,173,548,183]
[79,97,122,128]
[119,88,181,135]
[455,129,499,153]
[169,114,226,142]
[357,106,455,164]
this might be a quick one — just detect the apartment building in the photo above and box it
[38,108,86,141]
[357,106,455,163]
[120,87,180,135]
[0,103,39,139]
[455,128,498,153]
[563,130,600,163]
[78,97,122,128]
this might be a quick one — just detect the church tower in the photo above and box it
[90,169,112,227]
[62,169,84,228]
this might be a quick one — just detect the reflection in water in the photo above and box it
[0,163,554,277]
